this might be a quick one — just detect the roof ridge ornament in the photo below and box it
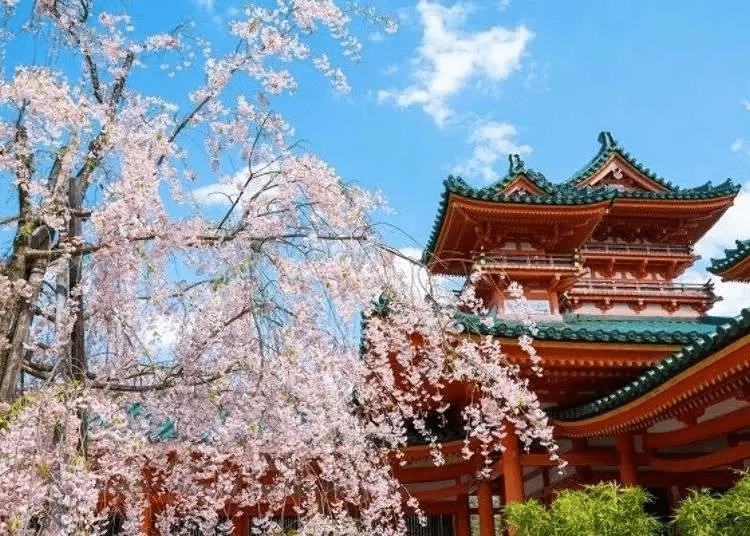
[508,154,525,175]
[598,131,618,151]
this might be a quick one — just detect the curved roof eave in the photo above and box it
[421,132,741,264]
[548,308,750,422]
[422,176,739,265]
[709,239,750,275]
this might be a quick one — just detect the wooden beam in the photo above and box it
[417,500,460,515]
[644,404,750,450]
[519,449,620,467]
[394,460,480,483]
[412,482,467,502]
[399,439,470,462]
[644,441,750,472]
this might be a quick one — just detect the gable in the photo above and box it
[501,174,547,196]
[574,154,670,193]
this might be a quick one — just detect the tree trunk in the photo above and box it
[0,253,50,401]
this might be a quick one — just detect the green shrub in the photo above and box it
[505,482,663,536]
[673,473,750,536]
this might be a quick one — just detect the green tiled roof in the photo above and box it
[422,132,740,264]
[127,402,177,441]
[455,312,727,345]
[549,308,750,421]
[708,239,750,275]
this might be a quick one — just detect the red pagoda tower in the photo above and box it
[398,132,750,536]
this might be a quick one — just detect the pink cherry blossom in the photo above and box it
[0,2,555,535]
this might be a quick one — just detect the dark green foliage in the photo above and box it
[504,483,663,536]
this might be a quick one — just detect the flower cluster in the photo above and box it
[0,2,556,535]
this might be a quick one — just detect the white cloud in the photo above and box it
[377,0,533,126]
[369,31,384,42]
[393,247,462,303]
[679,183,750,316]
[731,138,750,155]
[192,171,249,207]
[454,121,531,182]
[192,164,279,208]
[389,247,431,302]
[742,98,750,112]
[382,64,400,76]
[192,0,214,11]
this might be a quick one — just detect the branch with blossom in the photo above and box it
[0,2,554,535]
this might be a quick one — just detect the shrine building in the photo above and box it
[399,132,750,536]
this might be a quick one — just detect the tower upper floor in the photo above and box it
[423,132,740,318]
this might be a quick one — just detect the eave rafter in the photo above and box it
[428,195,610,274]
[718,258,750,282]
[551,330,750,437]
[591,196,737,245]
[644,403,750,451]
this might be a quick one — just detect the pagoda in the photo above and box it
[397,132,750,536]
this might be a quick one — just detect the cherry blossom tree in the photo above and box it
[0,1,555,535]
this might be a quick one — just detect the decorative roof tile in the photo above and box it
[455,312,726,345]
[482,154,556,195]
[708,239,750,275]
[548,308,750,421]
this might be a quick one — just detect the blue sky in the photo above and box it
[252,0,750,314]
[7,0,750,314]
[212,1,750,233]
[258,0,750,235]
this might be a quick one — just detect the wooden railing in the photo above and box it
[581,243,693,257]
[473,252,578,269]
[570,280,712,296]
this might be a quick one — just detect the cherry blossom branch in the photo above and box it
[23,232,369,259]
[155,95,213,169]
[84,52,104,104]
[0,214,20,226]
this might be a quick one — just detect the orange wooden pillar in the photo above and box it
[232,513,248,536]
[616,432,638,486]
[477,481,495,536]
[141,503,153,536]
[503,432,524,503]
[455,493,471,536]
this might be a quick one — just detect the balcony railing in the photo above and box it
[581,243,693,257]
[473,252,579,270]
[570,280,713,297]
